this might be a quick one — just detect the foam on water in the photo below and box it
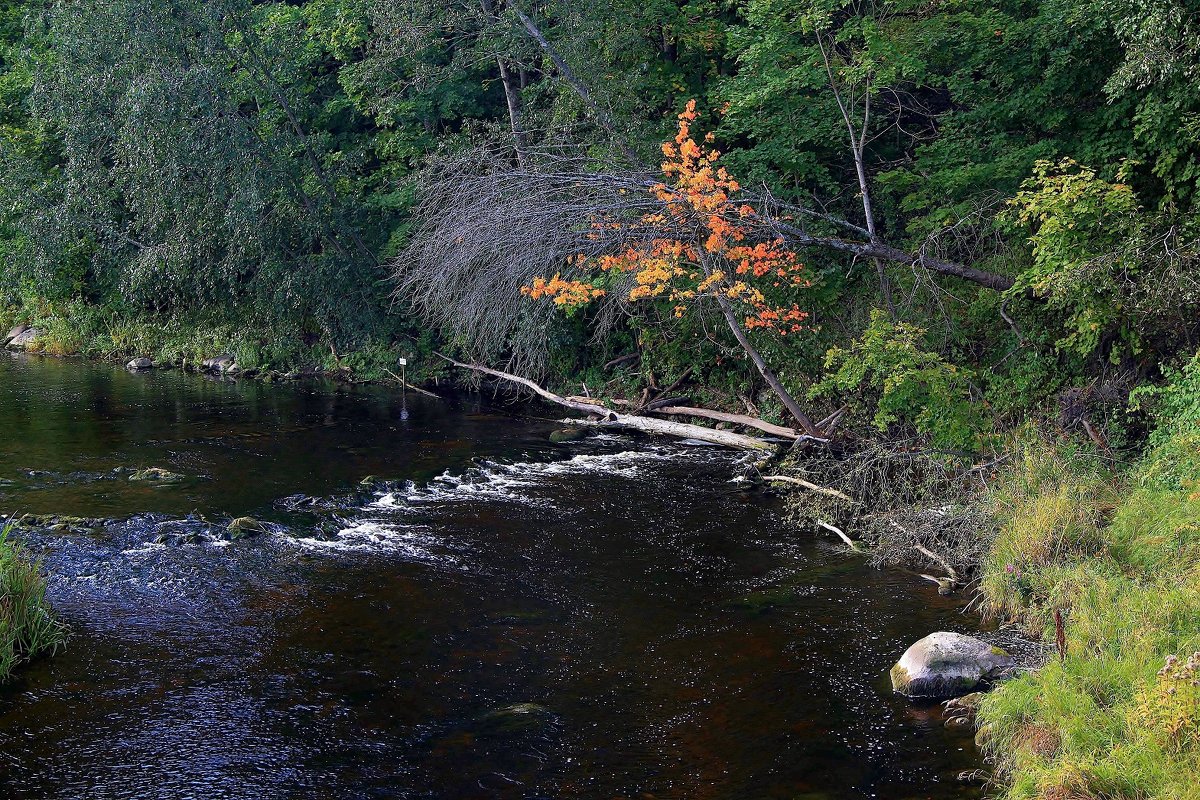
[373,445,708,514]
[289,520,464,566]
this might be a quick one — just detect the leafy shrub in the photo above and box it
[1004,159,1200,367]
[811,309,990,450]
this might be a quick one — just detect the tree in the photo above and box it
[2,0,390,342]
[521,101,824,435]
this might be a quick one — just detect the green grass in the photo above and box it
[977,427,1200,800]
[0,523,67,682]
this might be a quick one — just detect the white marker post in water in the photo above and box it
[399,358,409,420]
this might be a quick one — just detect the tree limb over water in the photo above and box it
[435,353,781,452]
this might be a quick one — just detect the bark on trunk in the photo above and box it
[496,57,528,167]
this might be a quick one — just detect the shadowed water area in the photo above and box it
[0,354,985,799]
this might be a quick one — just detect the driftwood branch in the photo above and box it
[817,520,861,551]
[651,406,807,440]
[763,475,855,502]
[437,354,777,452]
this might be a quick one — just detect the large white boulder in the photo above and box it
[890,631,1014,698]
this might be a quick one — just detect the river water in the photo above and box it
[0,354,984,799]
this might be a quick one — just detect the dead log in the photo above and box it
[644,396,691,412]
[436,354,777,452]
[650,406,813,441]
[564,416,774,451]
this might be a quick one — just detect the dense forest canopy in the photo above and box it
[1,0,1198,449]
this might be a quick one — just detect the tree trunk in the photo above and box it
[496,57,528,167]
[710,291,824,438]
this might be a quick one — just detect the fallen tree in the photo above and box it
[436,353,793,452]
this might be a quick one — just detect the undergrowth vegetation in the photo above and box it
[0,300,433,382]
[0,523,66,682]
[975,355,1200,800]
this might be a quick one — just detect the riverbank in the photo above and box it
[0,523,66,682]
[972,367,1200,798]
[0,300,432,383]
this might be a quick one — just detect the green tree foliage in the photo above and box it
[812,309,989,450]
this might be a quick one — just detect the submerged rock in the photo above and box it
[226,516,269,540]
[129,467,186,483]
[479,702,555,735]
[15,514,109,533]
[127,357,153,371]
[890,632,1014,698]
[549,427,587,443]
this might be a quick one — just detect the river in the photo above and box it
[0,354,984,799]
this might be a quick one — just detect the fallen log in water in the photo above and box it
[436,353,780,452]
[649,406,804,440]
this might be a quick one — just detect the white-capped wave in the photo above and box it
[372,446,697,512]
[289,520,463,565]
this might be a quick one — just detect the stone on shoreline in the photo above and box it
[6,326,40,350]
[201,354,235,372]
[3,323,28,346]
[890,631,1014,698]
[127,357,153,370]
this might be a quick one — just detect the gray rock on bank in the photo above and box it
[201,354,236,372]
[127,357,154,370]
[890,631,1014,698]
[3,323,28,346]
[5,325,40,350]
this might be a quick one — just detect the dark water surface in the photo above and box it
[0,354,983,799]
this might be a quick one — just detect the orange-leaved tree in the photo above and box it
[522,100,823,436]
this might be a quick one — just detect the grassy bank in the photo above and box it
[0,523,66,682]
[1,299,437,382]
[975,359,1200,799]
